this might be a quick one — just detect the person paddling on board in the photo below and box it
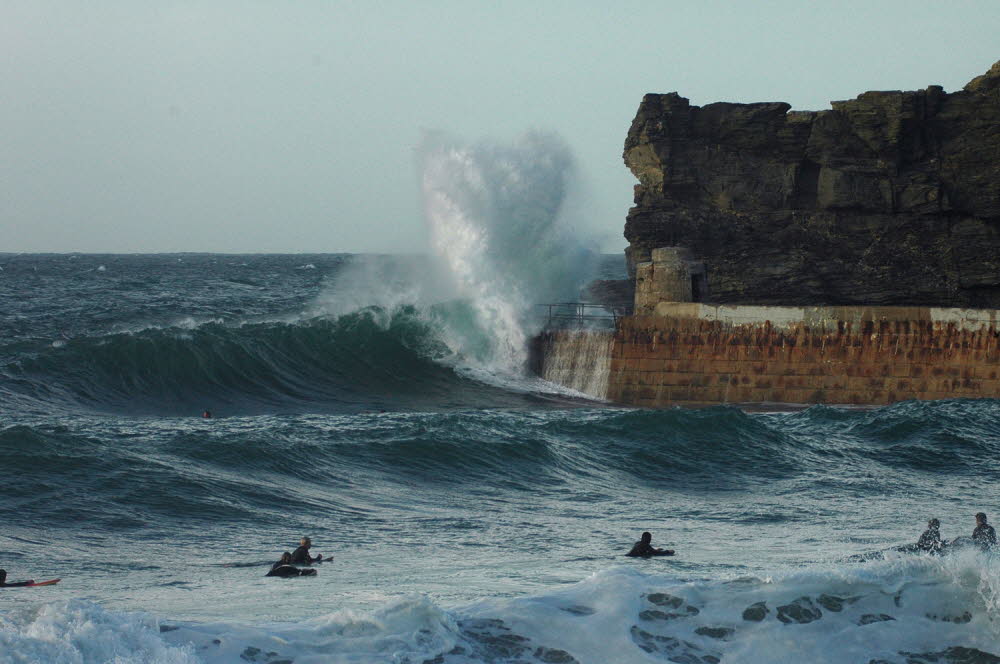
[917,518,943,553]
[973,512,997,549]
[0,569,58,587]
[289,536,323,564]
[266,553,316,577]
[626,531,674,557]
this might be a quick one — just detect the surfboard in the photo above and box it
[1,578,60,588]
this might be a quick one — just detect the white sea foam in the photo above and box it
[314,131,601,392]
[0,599,198,664]
[4,554,998,664]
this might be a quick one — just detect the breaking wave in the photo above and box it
[0,305,593,416]
[4,554,999,664]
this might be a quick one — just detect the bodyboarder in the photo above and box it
[916,518,943,553]
[626,532,674,557]
[973,512,997,549]
[289,536,323,564]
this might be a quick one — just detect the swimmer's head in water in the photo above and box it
[300,537,311,548]
[641,532,652,544]
[928,518,940,528]
[977,512,988,524]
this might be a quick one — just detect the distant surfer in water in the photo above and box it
[916,518,943,553]
[973,512,997,549]
[0,569,35,587]
[266,553,316,578]
[289,536,323,564]
[202,410,212,418]
[626,532,674,557]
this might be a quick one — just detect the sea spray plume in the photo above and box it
[418,131,598,373]
[314,132,598,379]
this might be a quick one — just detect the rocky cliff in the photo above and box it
[623,60,1000,307]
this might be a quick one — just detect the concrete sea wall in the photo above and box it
[530,330,613,399]
[531,304,1000,407]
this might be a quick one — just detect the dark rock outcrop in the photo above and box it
[623,60,1000,307]
[741,601,769,622]
[776,597,823,624]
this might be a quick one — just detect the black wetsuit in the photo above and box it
[0,569,34,587]
[266,562,316,578]
[917,527,942,552]
[626,541,674,557]
[973,523,997,548]
[289,546,315,564]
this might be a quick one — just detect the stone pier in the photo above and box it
[531,304,1000,407]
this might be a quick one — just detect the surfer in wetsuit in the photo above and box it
[0,569,39,587]
[973,512,997,549]
[266,553,316,578]
[289,537,323,564]
[917,518,943,553]
[626,532,674,557]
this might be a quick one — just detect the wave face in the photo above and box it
[1,306,543,416]
[0,254,621,416]
[3,401,998,535]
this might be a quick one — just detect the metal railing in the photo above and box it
[536,302,629,329]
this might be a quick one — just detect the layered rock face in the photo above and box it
[623,60,1000,307]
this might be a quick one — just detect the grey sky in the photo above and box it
[2,1,997,253]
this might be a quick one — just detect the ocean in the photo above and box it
[1,251,999,664]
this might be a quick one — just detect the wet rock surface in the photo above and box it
[622,60,1000,307]
[630,626,721,663]
[926,611,973,624]
[647,593,686,608]
[741,601,769,622]
[630,593,719,662]
[817,594,860,612]
[694,626,734,640]
[420,618,580,664]
[239,647,292,664]
[560,605,596,616]
[896,646,1000,664]
[641,593,701,621]
[776,597,823,624]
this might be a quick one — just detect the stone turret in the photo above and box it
[633,247,708,314]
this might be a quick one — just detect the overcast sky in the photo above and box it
[2,1,998,253]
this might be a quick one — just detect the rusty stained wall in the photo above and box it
[529,330,613,399]
[608,316,1000,407]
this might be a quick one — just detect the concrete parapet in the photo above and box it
[652,302,1000,332]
